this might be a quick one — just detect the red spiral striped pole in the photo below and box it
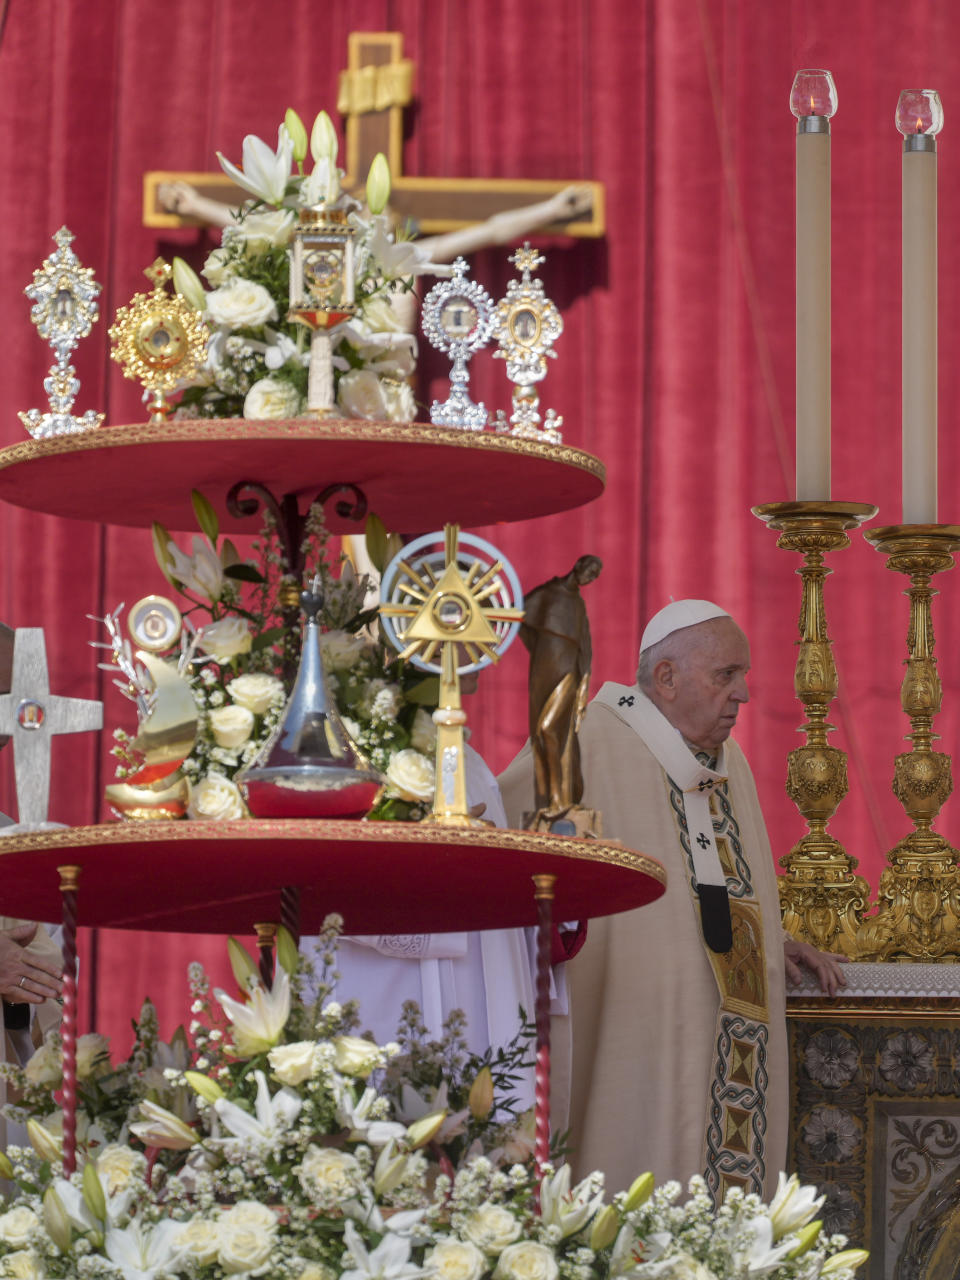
[58,865,80,1177]
[280,885,301,945]
[532,873,556,1196]
[254,922,277,989]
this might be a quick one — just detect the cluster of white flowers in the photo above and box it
[171,108,445,424]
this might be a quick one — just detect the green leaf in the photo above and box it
[252,626,286,651]
[364,513,389,574]
[276,925,300,976]
[223,563,267,584]
[191,490,219,543]
[406,677,440,706]
[152,522,177,587]
[82,1159,106,1222]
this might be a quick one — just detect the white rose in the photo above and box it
[425,1239,487,1280]
[206,278,278,329]
[96,1144,146,1195]
[494,1242,559,1280]
[0,1207,39,1249]
[463,1204,523,1254]
[644,1254,716,1280]
[202,246,231,286]
[297,1145,363,1208]
[319,628,369,671]
[178,1216,221,1265]
[268,1040,317,1086]
[381,378,416,423]
[337,368,387,421]
[198,617,253,660]
[188,772,246,821]
[75,1032,110,1080]
[209,704,256,750]
[218,1223,274,1276]
[1,1251,44,1280]
[361,294,408,334]
[244,375,302,420]
[333,1034,381,1078]
[233,209,296,251]
[386,748,435,802]
[228,673,285,715]
[23,1037,61,1086]
[221,1201,279,1232]
[410,708,437,755]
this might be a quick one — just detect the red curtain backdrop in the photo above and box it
[1,0,959,1049]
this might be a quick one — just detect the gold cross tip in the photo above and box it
[511,243,544,276]
[144,258,173,290]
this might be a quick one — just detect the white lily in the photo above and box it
[358,214,452,280]
[214,967,291,1055]
[166,534,224,603]
[128,1099,198,1150]
[768,1173,825,1239]
[105,1218,185,1280]
[216,125,293,206]
[733,1215,798,1277]
[341,1219,423,1280]
[337,1084,406,1146]
[609,1225,645,1278]
[303,155,341,207]
[539,1164,607,1238]
[213,1069,301,1151]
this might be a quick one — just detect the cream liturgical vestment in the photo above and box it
[0,915,63,1152]
[499,685,788,1202]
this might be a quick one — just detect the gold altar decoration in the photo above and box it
[108,259,208,423]
[753,501,876,954]
[860,524,960,960]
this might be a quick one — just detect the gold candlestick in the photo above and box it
[863,524,960,960]
[753,500,876,953]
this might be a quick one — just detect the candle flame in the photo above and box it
[810,94,816,113]
[916,116,924,134]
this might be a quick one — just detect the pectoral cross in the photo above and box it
[0,629,102,829]
[142,31,604,239]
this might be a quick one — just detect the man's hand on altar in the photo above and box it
[783,938,847,996]
[0,924,63,1004]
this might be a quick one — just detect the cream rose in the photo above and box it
[206,278,278,329]
[75,1032,110,1080]
[494,1242,559,1280]
[188,772,246,821]
[386,748,435,802]
[228,673,285,715]
[318,628,369,671]
[462,1204,523,1254]
[425,1239,487,1280]
[297,1145,363,1208]
[233,209,296,251]
[96,1144,147,1196]
[23,1038,61,1087]
[361,294,408,334]
[268,1040,317,1086]
[221,1201,279,1232]
[1,1251,44,1280]
[218,1223,274,1276]
[0,1207,39,1249]
[642,1254,716,1280]
[202,246,231,286]
[382,378,416,423]
[333,1034,381,1078]
[208,704,256,750]
[410,708,437,755]
[198,617,253,660]
[337,369,387,421]
[244,376,302,420]
[178,1216,221,1265]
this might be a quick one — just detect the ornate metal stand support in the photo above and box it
[58,864,81,1176]
[753,501,876,953]
[532,872,555,1198]
[863,524,960,960]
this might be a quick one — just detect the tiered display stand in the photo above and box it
[0,419,666,1176]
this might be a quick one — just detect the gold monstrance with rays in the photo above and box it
[379,525,524,826]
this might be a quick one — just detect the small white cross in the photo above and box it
[0,628,102,830]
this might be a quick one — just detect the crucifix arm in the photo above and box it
[418,184,594,263]
[157,181,238,228]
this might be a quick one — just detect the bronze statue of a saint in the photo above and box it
[520,554,601,833]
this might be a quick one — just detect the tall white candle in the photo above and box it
[791,70,837,501]
[897,90,943,524]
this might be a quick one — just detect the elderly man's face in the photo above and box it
[658,618,751,752]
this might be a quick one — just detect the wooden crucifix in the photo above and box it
[142,31,605,239]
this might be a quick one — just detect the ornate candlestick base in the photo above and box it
[753,500,876,953]
[863,524,960,960]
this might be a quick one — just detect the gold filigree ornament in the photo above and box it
[109,259,208,423]
[492,242,564,443]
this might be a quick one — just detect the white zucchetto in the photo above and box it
[638,599,731,657]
